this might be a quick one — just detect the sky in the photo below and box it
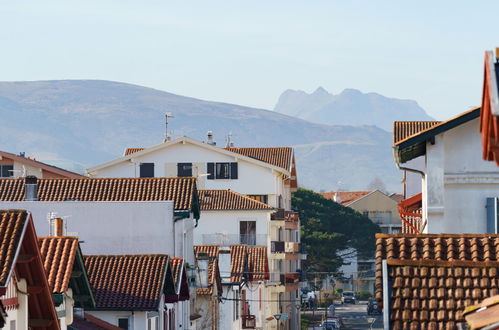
[0,1,497,120]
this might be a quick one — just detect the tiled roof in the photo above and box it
[319,191,373,206]
[389,193,404,203]
[70,312,123,330]
[123,148,145,156]
[225,147,293,171]
[194,246,220,295]
[230,245,247,283]
[375,233,499,329]
[247,246,269,281]
[38,236,79,293]
[463,294,499,329]
[0,210,28,286]
[392,121,440,145]
[84,255,169,310]
[0,150,84,179]
[170,257,184,293]
[199,190,273,211]
[0,177,196,211]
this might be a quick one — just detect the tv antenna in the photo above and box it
[164,112,175,142]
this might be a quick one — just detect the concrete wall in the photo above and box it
[347,190,402,227]
[87,310,148,330]
[424,118,499,233]
[0,201,177,256]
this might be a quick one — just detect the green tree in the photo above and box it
[292,188,380,275]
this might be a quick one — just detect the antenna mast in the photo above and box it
[164,112,175,142]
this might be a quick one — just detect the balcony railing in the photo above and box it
[202,234,267,246]
[242,315,256,329]
[271,208,286,220]
[271,241,285,253]
[285,211,299,221]
[285,242,300,253]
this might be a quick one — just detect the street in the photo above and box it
[304,302,383,330]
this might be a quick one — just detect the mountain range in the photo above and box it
[0,80,433,192]
[274,87,434,131]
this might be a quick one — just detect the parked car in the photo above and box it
[367,299,381,315]
[341,291,356,304]
[320,320,340,330]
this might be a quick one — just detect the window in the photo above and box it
[207,162,238,179]
[486,197,499,233]
[118,318,129,330]
[0,165,13,178]
[177,163,192,177]
[139,163,154,177]
[248,195,268,204]
[240,221,256,245]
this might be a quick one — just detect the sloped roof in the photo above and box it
[70,312,123,330]
[38,236,79,293]
[0,210,27,286]
[194,245,220,295]
[84,254,173,310]
[0,177,197,211]
[375,233,499,328]
[247,246,269,281]
[199,190,273,211]
[463,294,499,329]
[480,50,499,165]
[392,121,440,145]
[0,150,84,179]
[124,148,145,156]
[319,191,374,206]
[225,147,293,171]
[394,107,481,164]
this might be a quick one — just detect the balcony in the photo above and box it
[280,272,300,284]
[285,242,300,253]
[271,208,285,220]
[202,234,267,246]
[271,241,285,253]
[242,315,256,329]
[284,211,299,221]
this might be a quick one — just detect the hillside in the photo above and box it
[274,87,434,131]
[0,80,401,192]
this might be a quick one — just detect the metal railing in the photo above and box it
[202,234,267,246]
[271,241,285,253]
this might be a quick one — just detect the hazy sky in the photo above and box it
[1,1,497,120]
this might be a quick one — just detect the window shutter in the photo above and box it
[207,163,215,179]
[486,197,498,233]
[230,162,238,179]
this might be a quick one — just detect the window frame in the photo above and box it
[177,162,193,177]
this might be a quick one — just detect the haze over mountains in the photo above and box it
[274,87,434,131]
[0,80,433,192]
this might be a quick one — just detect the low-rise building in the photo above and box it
[84,254,177,330]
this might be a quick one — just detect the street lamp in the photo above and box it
[274,314,282,330]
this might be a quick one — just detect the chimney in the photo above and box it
[333,192,341,203]
[219,246,231,283]
[19,152,25,158]
[24,176,38,201]
[52,218,64,236]
[196,253,210,288]
[206,131,216,146]
[225,133,235,148]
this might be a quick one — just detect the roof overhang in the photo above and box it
[87,136,290,176]
[394,107,481,164]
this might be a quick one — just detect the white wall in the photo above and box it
[424,118,499,233]
[194,210,271,246]
[403,156,425,198]
[87,310,147,330]
[0,201,175,256]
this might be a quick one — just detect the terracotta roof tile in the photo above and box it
[123,148,145,156]
[84,254,170,310]
[247,246,269,281]
[194,246,219,295]
[199,190,273,211]
[0,177,196,210]
[375,233,499,328]
[393,121,441,145]
[38,236,79,293]
[0,210,28,286]
[319,191,373,206]
[71,312,123,330]
[225,147,293,171]
[170,257,184,292]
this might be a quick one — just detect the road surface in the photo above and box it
[304,302,383,329]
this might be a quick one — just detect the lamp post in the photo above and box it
[274,314,282,330]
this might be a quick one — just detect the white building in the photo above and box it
[87,135,303,330]
[393,107,499,233]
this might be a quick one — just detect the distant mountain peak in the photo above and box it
[274,87,434,131]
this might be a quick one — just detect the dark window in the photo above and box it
[0,165,13,178]
[216,162,230,179]
[230,162,238,179]
[118,318,129,330]
[240,221,256,245]
[139,163,154,177]
[177,163,192,177]
[248,195,268,204]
